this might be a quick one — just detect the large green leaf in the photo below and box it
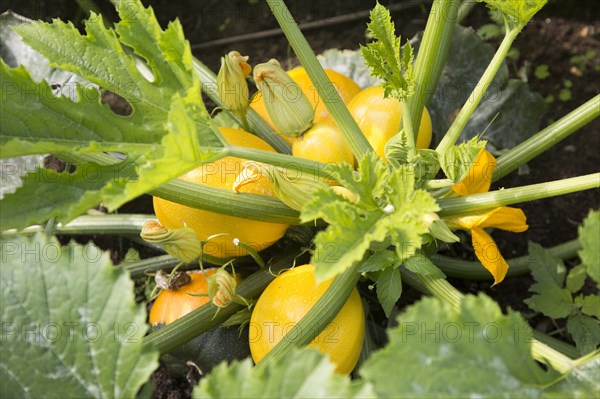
[0,2,223,229]
[0,233,158,398]
[192,348,375,398]
[360,294,560,397]
[0,11,83,201]
[544,353,600,398]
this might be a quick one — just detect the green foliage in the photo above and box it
[477,23,503,40]
[534,64,550,79]
[302,153,439,282]
[384,133,441,182]
[405,255,446,278]
[479,0,548,30]
[0,233,158,398]
[376,266,403,317]
[192,348,375,398]
[567,314,600,355]
[360,3,414,102]
[570,50,597,73]
[414,26,545,150]
[544,353,600,398]
[559,87,572,102]
[578,210,600,284]
[360,294,559,397]
[319,26,547,152]
[358,250,398,273]
[0,0,222,230]
[524,242,599,355]
[439,136,487,182]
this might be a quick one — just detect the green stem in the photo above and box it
[257,261,361,366]
[533,332,581,360]
[436,27,520,155]
[494,95,600,181]
[60,151,301,224]
[0,214,150,237]
[151,179,300,224]
[407,0,460,137]
[432,239,582,279]
[143,250,300,354]
[408,274,576,372]
[424,178,454,190]
[192,58,292,154]
[266,0,373,159]
[438,173,600,217]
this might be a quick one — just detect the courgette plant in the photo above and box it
[1,0,599,397]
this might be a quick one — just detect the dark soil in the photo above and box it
[3,1,599,398]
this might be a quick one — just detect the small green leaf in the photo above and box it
[405,256,446,279]
[439,136,487,182]
[358,250,398,273]
[192,348,375,398]
[534,64,550,79]
[566,264,588,293]
[581,295,600,319]
[361,294,559,397]
[559,88,572,102]
[524,283,573,319]
[477,23,503,40]
[579,210,600,284]
[376,266,402,317]
[0,233,159,398]
[479,0,548,29]
[429,219,460,243]
[567,313,600,356]
[360,3,414,102]
[385,135,440,183]
[528,242,567,286]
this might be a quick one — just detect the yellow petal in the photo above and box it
[451,149,497,196]
[446,213,487,230]
[471,227,509,285]
[478,207,528,232]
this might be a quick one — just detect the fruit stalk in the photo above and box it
[266,0,373,159]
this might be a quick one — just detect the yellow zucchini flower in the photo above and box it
[452,148,497,195]
[446,148,528,284]
[447,207,528,285]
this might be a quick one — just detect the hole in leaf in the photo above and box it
[101,90,133,116]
